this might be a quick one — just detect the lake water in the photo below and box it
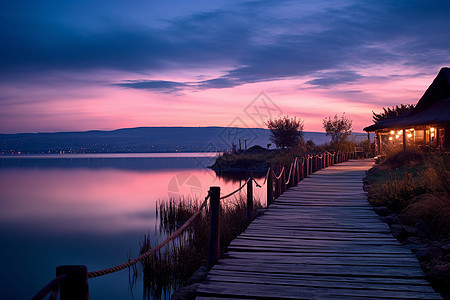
[0,153,267,299]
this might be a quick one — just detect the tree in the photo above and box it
[322,113,352,144]
[266,116,304,149]
[372,104,415,123]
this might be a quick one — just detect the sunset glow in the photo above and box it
[0,1,449,133]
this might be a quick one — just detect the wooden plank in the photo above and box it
[205,273,437,293]
[224,253,420,265]
[206,269,432,286]
[213,261,426,278]
[197,281,442,299]
[227,245,412,255]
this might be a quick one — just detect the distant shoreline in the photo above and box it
[0,152,222,159]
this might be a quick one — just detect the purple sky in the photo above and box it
[0,0,449,133]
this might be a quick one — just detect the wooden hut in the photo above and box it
[364,67,450,155]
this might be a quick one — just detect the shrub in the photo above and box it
[367,153,449,215]
[402,194,450,233]
[381,150,425,169]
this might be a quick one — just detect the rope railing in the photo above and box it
[31,274,67,300]
[219,177,260,200]
[32,193,211,299]
[32,150,356,300]
[272,166,285,180]
[88,193,210,278]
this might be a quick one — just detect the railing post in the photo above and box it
[267,168,273,206]
[208,186,221,267]
[288,162,294,187]
[274,173,279,199]
[281,166,286,193]
[56,265,89,300]
[308,156,311,175]
[247,178,253,226]
[301,158,305,180]
[294,159,299,185]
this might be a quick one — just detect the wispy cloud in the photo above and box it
[113,80,189,93]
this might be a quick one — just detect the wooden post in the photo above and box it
[402,129,407,151]
[376,132,382,156]
[305,156,308,176]
[274,173,279,199]
[291,160,296,186]
[208,186,221,267]
[301,158,305,180]
[267,167,273,206]
[309,156,312,175]
[56,265,89,300]
[247,178,253,226]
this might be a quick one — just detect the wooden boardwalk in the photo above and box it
[196,159,441,299]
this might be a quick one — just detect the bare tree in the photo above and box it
[266,116,304,149]
[322,113,352,144]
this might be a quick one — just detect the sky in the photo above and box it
[0,0,449,134]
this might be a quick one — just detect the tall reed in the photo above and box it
[130,195,263,299]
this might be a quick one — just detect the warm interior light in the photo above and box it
[409,128,414,131]
[407,133,412,138]
[395,135,399,139]
[430,127,435,132]
[390,130,395,135]
[431,133,435,138]
[389,137,393,141]
[397,130,402,135]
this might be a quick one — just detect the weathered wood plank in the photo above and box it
[197,281,442,299]
[206,269,433,286]
[205,273,437,293]
[213,261,426,278]
[223,253,420,266]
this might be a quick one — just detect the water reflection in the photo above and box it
[0,154,265,299]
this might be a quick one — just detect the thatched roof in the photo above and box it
[364,67,450,132]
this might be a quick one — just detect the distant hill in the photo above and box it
[0,127,369,154]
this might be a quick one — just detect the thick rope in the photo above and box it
[87,193,210,278]
[219,178,251,199]
[262,167,271,185]
[284,158,296,185]
[251,177,262,188]
[272,166,285,180]
[31,274,67,300]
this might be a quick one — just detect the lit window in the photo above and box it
[389,137,393,141]
[407,133,412,138]
[430,128,435,132]
[390,130,395,135]
[397,130,402,135]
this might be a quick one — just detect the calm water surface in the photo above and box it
[0,153,266,299]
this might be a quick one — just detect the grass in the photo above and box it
[366,150,450,233]
[130,195,263,299]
